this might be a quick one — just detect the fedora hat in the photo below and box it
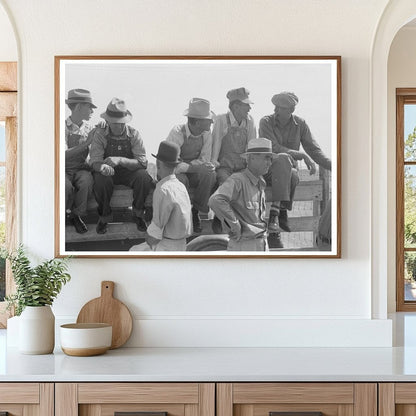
[152,140,182,166]
[101,98,132,123]
[65,88,97,108]
[226,87,253,104]
[241,138,278,159]
[183,98,215,120]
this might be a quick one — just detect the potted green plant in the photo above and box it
[4,245,71,354]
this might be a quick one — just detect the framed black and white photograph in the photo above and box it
[55,56,341,258]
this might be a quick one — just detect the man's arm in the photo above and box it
[259,116,291,154]
[299,119,331,171]
[146,188,172,248]
[211,116,225,166]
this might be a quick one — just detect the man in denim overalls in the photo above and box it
[166,98,217,233]
[89,98,155,235]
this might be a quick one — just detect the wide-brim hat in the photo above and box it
[226,87,254,105]
[183,97,215,120]
[241,137,278,159]
[65,88,97,108]
[101,97,132,123]
[152,140,182,166]
[271,91,299,108]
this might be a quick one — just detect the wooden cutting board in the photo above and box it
[76,281,133,349]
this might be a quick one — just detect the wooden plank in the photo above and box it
[395,383,416,403]
[39,383,54,416]
[99,403,185,416]
[253,404,338,416]
[55,383,78,416]
[232,383,353,404]
[379,383,395,416]
[199,384,215,416]
[0,62,17,91]
[78,383,199,404]
[0,383,39,403]
[354,383,377,416]
[216,384,233,416]
[185,403,199,416]
[0,92,16,120]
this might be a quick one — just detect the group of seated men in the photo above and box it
[65,87,331,251]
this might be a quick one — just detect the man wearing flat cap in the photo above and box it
[89,97,155,235]
[143,141,193,251]
[209,138,276,251]
[211,87,257,185]
[65,88,97,234]
[259,91,331,248]
[166,98,217,234]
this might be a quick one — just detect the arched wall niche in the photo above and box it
[371,0,416,318]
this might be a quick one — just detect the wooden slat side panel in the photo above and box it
[337,404,354,416]
[233,383,354,404]
[199,383,215,416]
[0,383,39,403]
[55,383,78,416]
[395,383,416,403]
[39,383,54,416]
[78,383,199,404]
[185,403,199,416]
[354,383,377,416]
[0,62,17,91]
[379,383,395,416]
[217,384,233,416]
[0,92,17,120]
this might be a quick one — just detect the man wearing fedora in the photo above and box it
[89,97,155,235]
[211,87,257,184]
[209,138,277,251]
[259,91,332,248]
[144,140,192,251]
[65,88,97,234]
[166,97,217,234]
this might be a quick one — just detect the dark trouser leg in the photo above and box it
[216,167,232,186]
[187,170,217,213]
[127,169,155,218]
[72,170,93,217]
[93,172,114,223]
[65,172,74,212]
[269,153,299,210]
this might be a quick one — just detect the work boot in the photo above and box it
[268,209,280,233]
[71,214,88,234]
[278,209,291,232]
[143,207,153,223]
[268,232,284,249]
[133,216,147,232]
[192,207,202,233]
[96,220,108,234]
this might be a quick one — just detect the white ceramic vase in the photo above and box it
[18,305,55,354]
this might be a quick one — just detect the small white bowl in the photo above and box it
[60,323,112,356]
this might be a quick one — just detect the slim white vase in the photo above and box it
[19,305,55,354]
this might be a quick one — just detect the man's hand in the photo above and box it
[146,233,160,249]
[190,162,216,174]
[229,221,242,241]
[103,156,122,168]
[302,154,316,175]
[100,164,115,176]
[211,160,220,169]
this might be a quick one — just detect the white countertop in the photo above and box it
[3,313,416,382]
[2,345,416,382]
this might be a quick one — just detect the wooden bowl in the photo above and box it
[60,323,112,356]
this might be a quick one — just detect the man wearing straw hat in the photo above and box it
[166,97,217,234]
[259,91,331,248]
[144,140,193,251]
[89,97,155,235]
[208,138,277,251]
[65,88,97,234]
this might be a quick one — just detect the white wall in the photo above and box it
[387,26,416,312]
[0,0,394,347]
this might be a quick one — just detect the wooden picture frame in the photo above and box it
[55,56,341,258]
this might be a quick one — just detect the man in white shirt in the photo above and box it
[166,98,217,233]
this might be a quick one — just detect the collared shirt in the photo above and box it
[65,117,93,150]
[211,111,256,163]
[89,124,148,170]
[147,175,193,240]
[208,168,267,240]
[166,123,212,172]
[259,113,331,170]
